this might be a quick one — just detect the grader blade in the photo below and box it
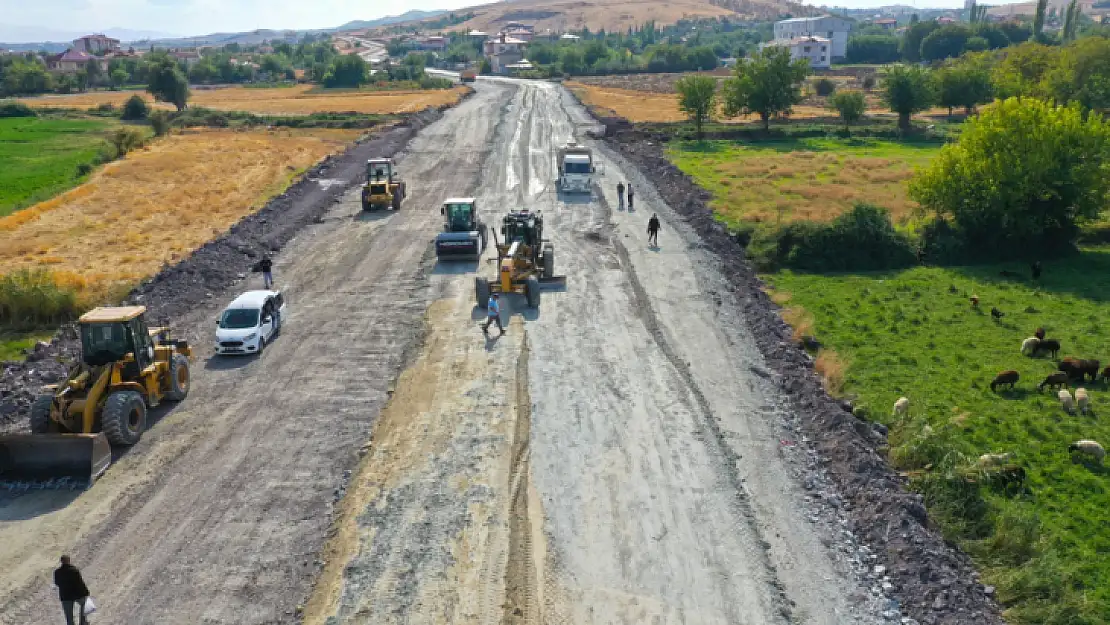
[538,275,566,288]
[0,433,111,490]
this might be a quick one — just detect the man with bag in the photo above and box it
[54,555,92,625]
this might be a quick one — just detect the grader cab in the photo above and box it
[0,306,192,488]
[362,158,406,211]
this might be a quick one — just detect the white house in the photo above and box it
[484,33,527,75]
[763,36,832,69]
[773,16,852,60]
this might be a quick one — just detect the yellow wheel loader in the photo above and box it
[361,158,406,211]
[0,306,192,488]
[475,209,566,309]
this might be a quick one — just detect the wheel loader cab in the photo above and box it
[80,315,154,374]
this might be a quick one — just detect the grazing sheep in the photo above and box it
[1076,388,1090,414]
[991,307,1005,322]
[977,452,1014,467]
[1059,389,1076,414]
[1058,358,1100,382]
[1101,366,1110,382]
[1038,372,1069,392]
[970,295,980,308]
[893,397,910,417]
[991,370,1020,392]
[1035,327,1046,340]
[1033,338,1061,359]
[1068,440,1106,464]
[1021,337,1041,356]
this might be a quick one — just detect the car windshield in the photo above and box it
[220,308,259,329]
[444,203,473,229]
[564,161,591,174]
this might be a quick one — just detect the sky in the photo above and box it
[1,0,995,42]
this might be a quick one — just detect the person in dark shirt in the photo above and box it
[627,184,635,211]
[647,214,661,247]
[616,182,625,209]
[54,556,90,625]
[258,255,274,290]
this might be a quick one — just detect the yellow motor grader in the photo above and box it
[0,306,192,487]
[475,209,565,309]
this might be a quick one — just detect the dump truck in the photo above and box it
[436,197,487,261]
[460,69,477,83]
[362,158,406,211]
[475,209,565,309]
[0,306,192,488]
[556,140,595,194]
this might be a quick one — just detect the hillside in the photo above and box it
[401,0,813,34]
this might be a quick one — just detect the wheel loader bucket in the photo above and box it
[0,433,111,490]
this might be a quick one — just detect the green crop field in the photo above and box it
[767,256,1110,624]
[0,116,115,217]
[667,137,941,226]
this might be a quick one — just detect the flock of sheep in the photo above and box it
[890,324,1107,468]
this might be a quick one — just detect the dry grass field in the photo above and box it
[0,127,360,298]
[668,137,941,225]
[18,85,468,116]
[567,78,949,124]
[429,0,750,33]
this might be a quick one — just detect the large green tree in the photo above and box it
[910,98,1110,256]
[146,56,190,110]
[881,64,935,131]
[901,20,939,62]
[1044,36,1110,113]
[936,62,993,117]
[721,46,809,131]
[322,54,369,88]
[990,41,1057,99]
[920,24,972,62]
[829,89,866,133]
[675,74,717,139]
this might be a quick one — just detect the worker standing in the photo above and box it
[648,213,661,247]
[616,182,625,210]
[482,292,504,336]
[627,185,635,211]
[258,255,274,290]
[54,556,91,625]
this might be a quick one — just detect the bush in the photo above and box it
[747,203,917,272]
[862,75,876,91]
[0,100,36,118]
[75,162,94,177]
[121,94,150,120]
[100,127,148,162]
[0,269,82,328]
[417,75,454,89]
[96,103,116,113]
[814,77,836,96]
[149,110,170,136]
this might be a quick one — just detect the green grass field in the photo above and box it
[767,256,1110,624]
[0,331,54,361]
[0,116,114,217]
[667,137,941,226]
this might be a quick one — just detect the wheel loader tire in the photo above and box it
[164,354,190,402]
[476,277,490,308]
[392,192,401,210]
[30,394,57,434]
[543,247,554,278]
[102,391,146,446]
[526,277,541,308]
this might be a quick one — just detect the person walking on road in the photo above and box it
[616,182,625,210]
[257,254,274,290]
[627,185,635,211]
[648,213,661,247]
[54,556,91,625]
[482,292,504,337]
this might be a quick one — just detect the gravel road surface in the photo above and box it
[1,80,881,624]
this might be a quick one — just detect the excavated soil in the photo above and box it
[598,123,1005,625]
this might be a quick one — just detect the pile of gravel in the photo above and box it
[0,107,448,434]
[602,124,1004,625]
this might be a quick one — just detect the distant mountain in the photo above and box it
[333,10,449,32]
[0,23,180,45]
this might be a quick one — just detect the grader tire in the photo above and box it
[543,247,554,278]
[102,391,146,446]
[164,354,190,402]
[29,394,57,434]
[476,277,491,308]
[526,277,541,309]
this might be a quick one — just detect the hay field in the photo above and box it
[668,137,941,224]
[0,127,359,296]
[18,85,468,116]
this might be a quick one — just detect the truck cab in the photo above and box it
[556,141,595,194]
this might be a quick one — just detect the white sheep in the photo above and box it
[1059,389,1075,414]
[1021,337,1041,356]
[977,452,1014,468]
[1075,388,1090,415]
[1068,440,1106,464]
[893,397,909,417]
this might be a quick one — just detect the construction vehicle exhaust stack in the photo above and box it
[362,158,406,211]
[475,209,565,309]
[0,306,192,488]
[436,197,487,261]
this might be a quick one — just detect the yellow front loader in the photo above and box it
[0,306,192,488]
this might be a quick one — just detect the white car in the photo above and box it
[214,290,285,356]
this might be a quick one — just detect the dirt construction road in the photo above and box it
[1,80,877,624]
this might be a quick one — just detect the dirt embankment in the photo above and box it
[0,104,453,434]
[598,123,1004,625]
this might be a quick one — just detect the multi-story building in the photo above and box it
[72,34,120,54]
[773,16,852,60]
[764,36,832,69]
